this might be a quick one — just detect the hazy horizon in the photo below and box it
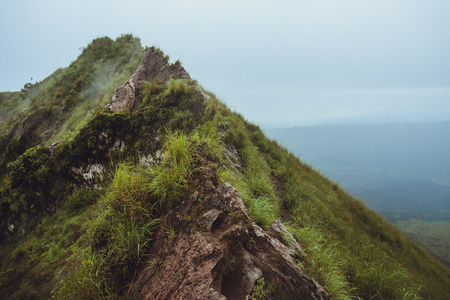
[267,121,450,265]
[265,118,450,130]
[1,0,449,127]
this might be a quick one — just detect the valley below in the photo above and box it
[267,122,450,267]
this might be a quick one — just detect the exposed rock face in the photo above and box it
[267,219,306,257]
[67,45,328,299]
[137,232,226,300]
[131,182,329,300]
[105,48,190,112]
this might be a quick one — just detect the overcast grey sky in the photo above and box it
[1,0,449,127]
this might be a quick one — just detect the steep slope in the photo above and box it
[0,35,143,241]
[267,123,450,267]
[1,38,450,299]
[0,34,143,174]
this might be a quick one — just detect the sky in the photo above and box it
[1,0,449,127]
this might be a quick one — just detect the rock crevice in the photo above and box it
[131,183,329,300]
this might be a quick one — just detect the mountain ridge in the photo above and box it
[1,36,450,299]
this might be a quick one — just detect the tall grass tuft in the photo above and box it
[290,226,353,299]
[57,164,162,298]
[107,164,154,222]
[147,130,223,203]
[356,262,420,299]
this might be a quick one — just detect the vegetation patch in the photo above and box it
[1,38,450,299]
[248,277,273,300]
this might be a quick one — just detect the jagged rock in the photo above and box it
[223,144,244,174]
[131,183,329,300]
[105,48,190,112]
[267,219,306,257]
[45,140,63,156]
[198,209,223,232]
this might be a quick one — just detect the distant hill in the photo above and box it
[267,122,450,265]
[267,122,450,179]
[266,122,450,219]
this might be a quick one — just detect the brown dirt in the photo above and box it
[271,174,294,223]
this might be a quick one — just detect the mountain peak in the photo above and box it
[105,47,190,112]
[1,36,449,299]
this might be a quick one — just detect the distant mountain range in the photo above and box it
[267,121,450,265]
[267,121,450,180]
[266,121,450,219]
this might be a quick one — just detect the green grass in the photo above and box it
[219,114,279,228]
[396,219,450,267]
[289,225,352,299]
[0,188,102,299]
[57,129,223,298]
[1,39,450,299]
[148,130,222,203]
[56,164,161,298]
[0,35,144,173]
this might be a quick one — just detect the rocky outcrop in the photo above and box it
[105,48,190,112]
[267,219,306,257]
[130,182,329,300]
[43,44,328,299]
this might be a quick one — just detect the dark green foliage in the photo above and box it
[64,189,102,212]
[0,64,218,297]
[138,78,205,134]
[0,74,209,244]
[0,146,53,234]
[0,197,91,299]
[7,146,49,189]
[0,35,146,251]
[70,112,133,161]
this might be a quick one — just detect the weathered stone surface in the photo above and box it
[104,48,190,112]
[267,219,306,257]
[137,232,226,300]
[131,182,329,300]
[198,209,223,232]
[45,140,63,156]
[223,144,244,174]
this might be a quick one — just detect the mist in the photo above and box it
[1,0,449,127]
[266,121,450,265]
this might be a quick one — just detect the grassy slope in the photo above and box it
[0,43,449,299]
[223,113,450,299]
[266,125,450,270]
[0,34,144,174]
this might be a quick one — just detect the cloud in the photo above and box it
[1,0,449,127]
[229,86,450,127]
